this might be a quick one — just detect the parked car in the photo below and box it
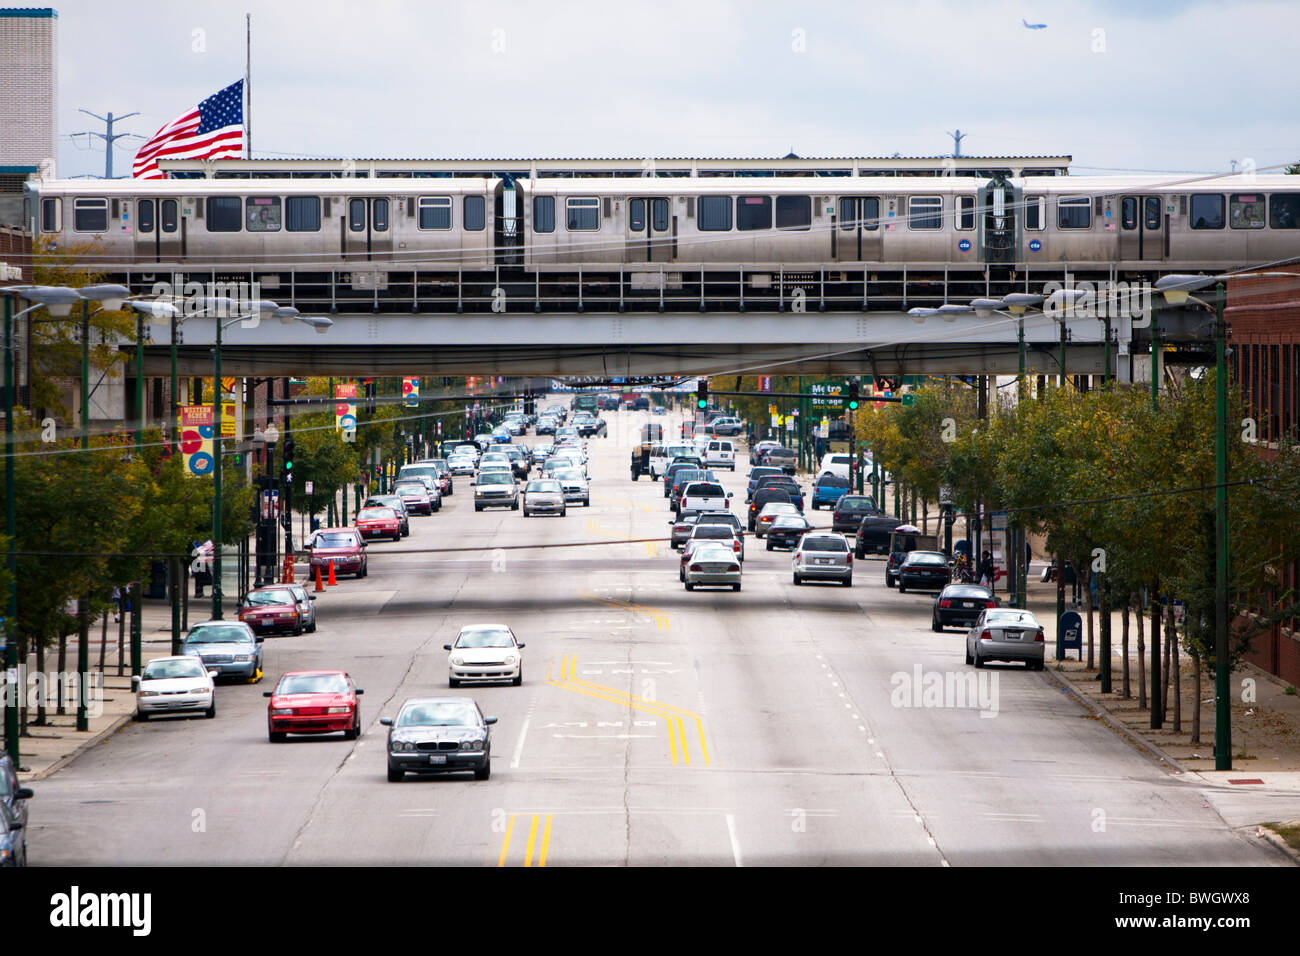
[818,452,854,479]
[363,495,410,536]
[933,584,999,632]
[382,697,497,781]
[709,416,743,436]
[265,670,364,741]
[356,506,403,542]
[897,550,952,593]
[444,624,525,687]
[811,473,851,510]
[134,654,218,720]
[309,527,368,579]
[0,801,25,867]
[0,753,33,839]
[239,585,314,636]
[393,479,437,516]
[182,620,264,682]
[966,608,1046,670]
[792,532,854,586]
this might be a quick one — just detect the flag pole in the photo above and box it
[245,12,252,159]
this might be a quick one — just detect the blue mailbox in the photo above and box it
[1057,610,1083,661]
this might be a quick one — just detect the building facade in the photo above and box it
[0,8,58,225]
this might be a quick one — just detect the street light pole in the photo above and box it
[2,294,16,763]
[77,301,90,731]
[1213,282,1231,770]
[212,313,225,620]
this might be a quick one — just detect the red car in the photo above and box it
[309,527,367,579]
[355,506,401,542]
[265,670,364,741]
[239,586,308,635]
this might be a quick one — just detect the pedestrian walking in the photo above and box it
[111,585,122,623]
[978,550,995,588]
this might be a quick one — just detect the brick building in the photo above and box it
[0,8,58,226]
[1226,266,1300,686]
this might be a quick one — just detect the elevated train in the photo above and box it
[22,174,1300,312]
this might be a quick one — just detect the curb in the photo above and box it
[1043,666,1189,774]
[23,712,135,782]
[1255,826,1300,865]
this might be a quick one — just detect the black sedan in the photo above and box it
[897,551,952,593]
[382,697,497,782]
[932,584,998,631]
[765,513,811,551]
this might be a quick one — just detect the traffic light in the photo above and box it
[696,379,708,410]
[847,382,860,411]
[282,438,295,482]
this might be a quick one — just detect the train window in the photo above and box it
[956,196,976,231]
[652,198,669,231]
[161,199,179,233]
[566,197,600,231]
[1229,194,1265,229]
[1057,197,1091,229]
[1121,197,1137,230]
[73,198,108,232]
[1024,195,1044,230]
[629,199,646,232]
[1189,195,1224,229]
[1268,193,1300,229]
[737,196,772,231]
[839,198,855,230]
[41,198,60,233]
[908,196,942,230]
[533,196,554,233]
[286,197,320,232]
[138,199,155,234]
[776,195,812,230]
[419,197,453,230]
[698,195,732,231]
[349,198,367,232]
[246,197,282,232]
[372,198,389,232]
[862,197,879,230]
[463,195,485,231]
[1143,197,1161,230]
[205,197,242,232]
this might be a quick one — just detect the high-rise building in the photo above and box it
[0,7,58,226]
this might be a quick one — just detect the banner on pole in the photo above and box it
[179,405,214,475]
[402,377,420,408]
[335,383,357,442]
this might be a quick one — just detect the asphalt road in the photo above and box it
[26,408,1294,866]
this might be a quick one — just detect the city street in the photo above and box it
[25,411,1291,867]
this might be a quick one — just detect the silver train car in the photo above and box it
[21,174,1300,300]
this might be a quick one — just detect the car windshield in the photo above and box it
[802,536,848,552]
[698,514,738,528]
[397,702,480,727]
[527,481,562,493]
[694,526,734,538]
[315,533,360,548]
[400,466,439,479]
[554,469,583,481]
[455,628,515,648]
[358,508,395,520]
[245,590,294,607]
[277,673,349,695]
[143,659,207,680]
[479,473,512,486]
[908,552,947,566]
[393,483,427,496]
[366,497,402,509]
[945,586,993,599]
[185,625,252,644]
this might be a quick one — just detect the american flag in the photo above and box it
[132,80,244,180]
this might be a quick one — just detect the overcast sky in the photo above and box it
[49,0,1300,179]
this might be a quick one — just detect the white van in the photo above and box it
[704,439,736,471]
[818,453,853,479]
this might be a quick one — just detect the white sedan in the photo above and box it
[134,655,218,721]
[444,624,525,687]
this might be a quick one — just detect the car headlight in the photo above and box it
[190,685,211,694]
[505,655,518,666]
[139,690,160,697]
[270,708,292,715]
[470,738,485,750]
[326,706,350,714]
[452,655,465,666]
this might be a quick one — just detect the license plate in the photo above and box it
[429,754,447,765]
[963,601,974,608]
[1005,632,1020,640]
[816,558,832,565]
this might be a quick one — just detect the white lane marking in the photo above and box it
[511,715,531,769]
[551,733,659,739]
[726,813,744,867]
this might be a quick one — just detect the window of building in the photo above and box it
[74,197,108,232]
[1189,194,1224,229]
[698,195,732,231]
[532,196,554,233]
[1057,196,1092,229]
[463,195,485,231]
[1268,193,1300,229]
[419,196,452,230]
[205,196,242,232]
[138,199,154,234]
[956,195,976,231]
[908,195,943,230]
[737,195,772,231]
[285,196,320,232]
[566,197,600,231]
[246,197,282,232]
[776,195,812,230]
[1230,194,1265,229]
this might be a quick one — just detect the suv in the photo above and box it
[764,446,798,474]
[855,514,901,558]
[748,486,793,531]
[811,473,850,510]
[710,416,743,436]
[752,475,804,511]
[818,453,854,480]
[703,439,736,471]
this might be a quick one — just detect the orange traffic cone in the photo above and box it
[327,559,337,586]
[314,564,325,593]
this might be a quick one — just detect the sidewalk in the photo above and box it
[7,597,190,782]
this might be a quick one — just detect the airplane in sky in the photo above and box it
[1022,18,1047,29]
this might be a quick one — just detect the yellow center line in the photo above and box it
[547,656,682,764]
[539,815,553,867]
[564,656,693,765]
[523,814,540,867]
[497,814,517,867]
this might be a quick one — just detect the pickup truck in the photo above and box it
[680,481,732,513]
[763,446,798,475]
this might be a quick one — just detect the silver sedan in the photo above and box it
[683,543,742,592]
[791,533,853,586]
[522,479,567,517]
[966,609,1046,670]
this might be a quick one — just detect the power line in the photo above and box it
[70,109,144,180]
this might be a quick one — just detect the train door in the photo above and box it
[134,199,156,263]
[343,197,391,261]
[835,196,881,261]
[1119,195,1164,261]
[626,196,673,261]
[978,181,1017,265]
[158,199,181,261]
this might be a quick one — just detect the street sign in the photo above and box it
[901,393,916,407]
[807,380,845,409]
[304,481,314,495]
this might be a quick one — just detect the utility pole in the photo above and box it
[947,129,966,158]
[72,109,141,179]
